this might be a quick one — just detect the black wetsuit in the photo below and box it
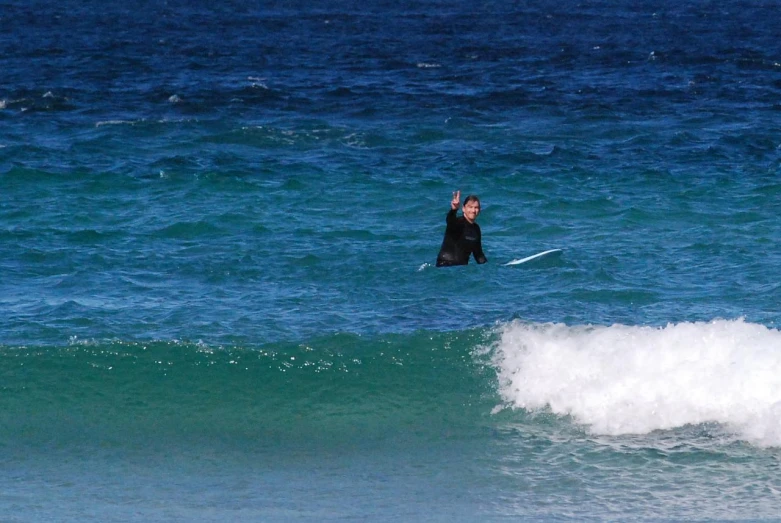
[436,209,487,267]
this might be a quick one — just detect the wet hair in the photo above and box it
[463,195,481,207]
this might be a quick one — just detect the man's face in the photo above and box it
[462,200,480,223]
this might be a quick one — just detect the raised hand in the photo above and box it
[450,190,461,210]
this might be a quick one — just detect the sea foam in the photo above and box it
[493,318,781,446]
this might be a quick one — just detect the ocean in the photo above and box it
[2,0,781,520]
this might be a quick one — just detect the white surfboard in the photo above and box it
[504,249,562,266]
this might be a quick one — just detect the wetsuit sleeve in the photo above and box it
[437,210,466,267]
[474,227,487,264]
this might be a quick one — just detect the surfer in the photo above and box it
[436,190,487,267]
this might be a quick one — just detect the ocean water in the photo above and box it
[2,0,781,520]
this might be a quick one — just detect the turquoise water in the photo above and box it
[3,0,781,520]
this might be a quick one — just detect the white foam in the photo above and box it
[492,318,781,446]
[248,76,268,89]
[96,120,136,127]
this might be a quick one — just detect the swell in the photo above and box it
[0,329,499,451]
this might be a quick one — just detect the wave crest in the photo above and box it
[493,318,781,447]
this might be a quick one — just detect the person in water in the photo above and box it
[436,190,487,267]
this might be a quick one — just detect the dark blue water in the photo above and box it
[2,1,781,520]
